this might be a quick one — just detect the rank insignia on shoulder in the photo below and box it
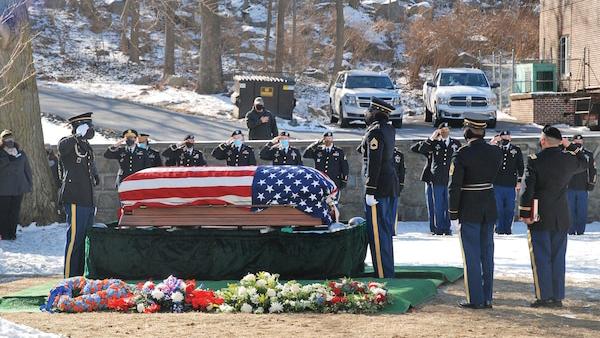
[369,138,379,150]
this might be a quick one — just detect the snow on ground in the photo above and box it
[0,318,60,338]
[42,117,115,145]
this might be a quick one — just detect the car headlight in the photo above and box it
[488,96,497,105]
[438,96,450,105]
[392,97,401,106]
[343,95,357,106]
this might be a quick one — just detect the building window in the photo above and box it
[560,36,570,77]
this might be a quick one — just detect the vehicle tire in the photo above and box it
[487,118,497,129]
[329,100,339,123]
[339,105,350,128]
[424,107,432,122]
[392,119,403,128]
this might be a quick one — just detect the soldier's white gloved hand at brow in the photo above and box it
[450,219,461,233]
[75,124,89,137]
[365,194,378,206]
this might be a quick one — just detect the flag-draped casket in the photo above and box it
[118,165,338,224]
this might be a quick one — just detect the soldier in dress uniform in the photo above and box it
[490,130,524,235]
[303,131,349,193]
[357,97,399,279]
[519,126,588,308]
[58,112,100,277]
[259,131,303,165]
[411,141,435,233]
[211,129,257,166]
[138,133,163,167]
[394,148,406,193]
[162,135,207,167]
[103,129,151,185]
[416,122,461,235]
[567,135,596,235]
[448,118,502,309]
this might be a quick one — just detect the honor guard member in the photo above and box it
[519,126,588,308]
[211,130,257,166]
[490,130,524,234]
[138,133,163,167]
[394,147,406,193]
[260,131,303,165]
[58,112,100,277]
[411,141,435,233]
[303,131,349,191]
[103,129,151,184]
[417,122,461,235]
[162,135,207,167]
[448,119,502,309]
[567,135,597,235]
[358,98,399,279]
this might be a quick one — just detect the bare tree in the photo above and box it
[0,0,58,224]
[129,0,141,63]
[163,0,176,77]
[332,0,344,84]
[263,0,273,70]
[275,0,289,73]
[120,0,131,54]
[291,0,297,72]
[197,0,223,94]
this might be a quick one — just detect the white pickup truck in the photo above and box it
[329,70,403,128]
[423,68,499,128]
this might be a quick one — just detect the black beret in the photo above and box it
[184,134,195,141]
[231,129,243,137]
[499,130,511,136]
[323,131,333,137]
[122,129,138,138]
[68,112,93,125]
[463,118,487,130]
[542,125,562,140]
[279,131,290,137]
[572,134,583,140]
[438,122,449,129]
[369,97,395,114]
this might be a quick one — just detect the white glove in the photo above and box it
[450,219,461,233]
[365,194,378,206]
[75,124,89,137]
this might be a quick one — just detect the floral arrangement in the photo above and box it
[45,273,389,314]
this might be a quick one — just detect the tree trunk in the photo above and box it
[0,0,58,224]
[197,1,223,94]
[291,0,297,72]
[120,0,130,54]
[163,0,176,77]
[348,0,359,9]
[129,0,140,63]
[332,0,344,84]
[263,0,273,70]
[275,0,289,74]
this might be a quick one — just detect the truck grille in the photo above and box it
[358,97,393,108]
[449,96,488,107]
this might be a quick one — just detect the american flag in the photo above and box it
[118,165,337,224]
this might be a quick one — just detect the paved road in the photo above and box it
[39,84,596,142]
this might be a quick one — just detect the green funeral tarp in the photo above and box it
[364,266,464,283]
[85,225,368,281]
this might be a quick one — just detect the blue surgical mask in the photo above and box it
[280,140,289,149]
[138,143,147,149]
[233,139,243,147]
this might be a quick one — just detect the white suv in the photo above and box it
[329,70,403,128]
[423,68,499,128]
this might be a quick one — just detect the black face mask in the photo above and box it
[3,140,15,148]
[185,142,194,149]
[126,139,135,147]
[501,139,510,146]
[255,105,264,111]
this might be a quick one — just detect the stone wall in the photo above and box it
[90,137,600,224]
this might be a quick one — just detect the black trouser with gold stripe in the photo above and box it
[365,197,398,278]
[63,204,95,277]
[528,229,568,301]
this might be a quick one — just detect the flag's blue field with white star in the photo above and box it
[252,165,338,224]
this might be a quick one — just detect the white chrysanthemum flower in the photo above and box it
[255,279,267,288]
[247,287,258,296]
[171,291,184,303]
[266,288,277,297]
[290,284,301,294]
[269,301,284,313]
[254,306,265,314]
[240,303,253,313]
[151,289,165,300]
[136,303,145,313]
[251,294,260,304]
[237,286,248,297]
[219,304,235,313]
[242,273,256,283]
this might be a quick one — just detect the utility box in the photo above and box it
[514,63,557,93]
[231,75,296,120]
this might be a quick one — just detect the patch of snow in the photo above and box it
[497,110,517,121]
[244,4,268,23]
[42,117,115,145]
[0,318,60,338]
[343,6,387,46]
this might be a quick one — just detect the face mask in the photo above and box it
[233,139,243,147]
[501,139,510,146]
[3,139,15,148]
[256,104,264,111]
[280,140,289,149]
[84,128,95,140]
[185,142,194,149]
[126,139,135,147]
[138,143,147,149]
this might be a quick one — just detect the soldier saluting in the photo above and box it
[103,129,151,185]
[259,131,303,165]
[162,134,207,167]
[58,112,99,278]
[519,126,588,308]
[138,133,163,167]
[211,130,257,166]
[358,98,399,279]
[303,131,349,193]
[448,118,502,309]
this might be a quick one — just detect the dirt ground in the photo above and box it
[1,276,599,338]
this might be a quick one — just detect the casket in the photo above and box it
[117,165,338,227]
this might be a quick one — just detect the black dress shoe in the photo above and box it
[458,300,488,309]
[530,299,552,308]
[548,299,563,308]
